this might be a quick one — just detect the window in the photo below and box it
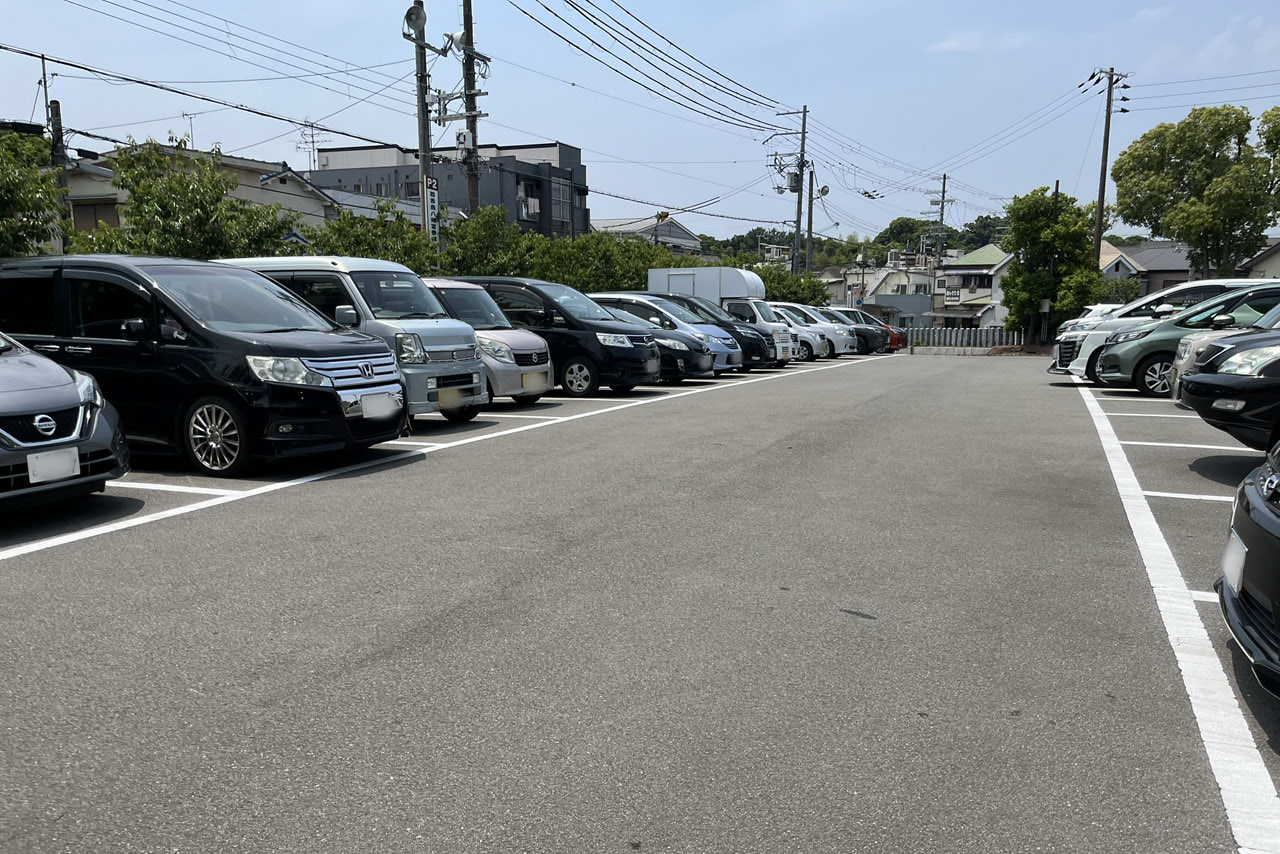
[725,301,753,322]
[287,274,353,321]
[1168,286,1224,308]
[489,286,549,328]
[352,183,362,193]
[375,182,386,197]
[72,200,120,233]
[551,178,571,223]
[405,182,420,198]
[158,306,191,344]
[574,189,586,210]
[1233,292,1280,325]
[349,272,445,319]
[914,283,931,295]
[433,287,513,330]
[1114,261,1123,273]
[149,265,333,334]
[70,277,150,340]
[0,274,57,335]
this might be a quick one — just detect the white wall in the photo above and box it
[317,147,414,170]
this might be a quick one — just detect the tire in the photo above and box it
[611,383,636,393]
[182,395,252,477]
[1135,353,1175,397]
[666,377,685,385]
[854,335,868,355]
[823,340,835,358]
[1085,350,1102,385]
[799,341,815,362]
[442,404,482,423]
[738,364,752,373]
[559,356,599,397]
[511,394,542,407]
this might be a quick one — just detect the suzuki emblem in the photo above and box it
[358,362,375,379]
[33,414,57,436]
[1265,473,1280,500]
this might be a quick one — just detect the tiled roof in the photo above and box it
[943,243,1009,268]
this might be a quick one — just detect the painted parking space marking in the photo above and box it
[1191,590,1219,604]
[1121,441,1256,453]
[382,439,446,447]
[478,413,564,421]
[1109,412,1202,419]
[0,355,895,564]
[1076,378,1280,852]
[1142,490,1236,503]
[107,481,242,497]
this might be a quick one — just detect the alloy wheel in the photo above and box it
[1144,360,1173,395]
[189,403,241,472]
[564,362,593,395]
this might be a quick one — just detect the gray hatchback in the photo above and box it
[0,331,129,506]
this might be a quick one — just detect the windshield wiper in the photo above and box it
[259,327,320,333]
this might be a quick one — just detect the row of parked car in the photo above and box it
[1049,277,1280,698]
[0,255,903,505]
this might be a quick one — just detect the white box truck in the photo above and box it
[647,267,793,363]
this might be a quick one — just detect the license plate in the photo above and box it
[521,371,543,389]
[361,392,399,419]
[645,359,658,372]
[1222,529,1248,594]
[438,387,463,409]
[27,447,80,484]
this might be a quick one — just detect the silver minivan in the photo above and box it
[220,257,488,423]
[426,280,554,406]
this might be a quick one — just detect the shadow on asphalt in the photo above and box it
[0,493,147,550]
[1230,642,1280,756]
[1189,455,1261,488]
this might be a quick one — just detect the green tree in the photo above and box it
[300,200,440,272]
[68,137,298,260]
[0,132,63,256]
[873,216,959,251]
[998,186,1095,329]
[440,205,530,275]
[1103,233,1146,247]
[956,214,1008,251]
[1112,105,1280,277]
[754,265,830,304]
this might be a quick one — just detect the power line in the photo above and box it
[1126,92,1280,112]
[1133,67,1280,87]
[1129,81,1280,100]
[1073,95,1104,196]
[83,107,231,132]
[55,59,412,85]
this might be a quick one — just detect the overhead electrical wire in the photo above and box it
[1127,92,1280,112]
[55,59,412,86]
[1128,81,1280,100]
[1132,67,1280,88]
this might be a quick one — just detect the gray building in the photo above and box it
[308,142,589,238]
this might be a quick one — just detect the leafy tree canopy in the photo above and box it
[0,132,63,257]
[998,186,1095,328]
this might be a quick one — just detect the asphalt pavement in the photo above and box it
[1,355,1272,852]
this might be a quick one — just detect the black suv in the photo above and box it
[451,277,661,396]
[0,256,406,476]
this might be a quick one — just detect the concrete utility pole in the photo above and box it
[806,169,815,273]
[461,0,481,215]
[48,97,68,253]
[1093,67,1117,264]
[408,0,433,235]
[935,172,947,270]
[792,105,807,274]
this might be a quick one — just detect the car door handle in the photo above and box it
[65,345,93,355]
[33,344,61,353]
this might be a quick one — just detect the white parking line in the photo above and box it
[479,413,564,421]
[382,439,445,447]
[1142,490,1236,503]
[1121,441,1256,453]
[107,481,242,497]
[1076,379,1280,852]
[1191,590,1219,604]
[0,356,895,563]
[1109,413,1201,419]
[1095,397,1178,404]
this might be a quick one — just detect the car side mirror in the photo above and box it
[537,310,554,327]
[1211,314,1235,330]
[335,305,359,326]
[121,318,148,341]
[1151,303,1177,318]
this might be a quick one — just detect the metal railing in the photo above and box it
[901,327,1024,348]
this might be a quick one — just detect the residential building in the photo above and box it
[592,215,701,253]
[1239,238,1280,278]
[931,243,1012,328]
[1099,240,1142,280]
[309,141,590,237]
[1123,240,1191,294]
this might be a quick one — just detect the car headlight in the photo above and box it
[693,332,712,344]
[245,355,332,386]
[1176,341,1192,360]
[1219,346,1280,376]
[1074,320,1101,332]
[476,334,515,364]
[72,370,104,408]
[655,337,689,351]
[596,332,632,348]
[1107,329,1151,345]
[396,332,426,363]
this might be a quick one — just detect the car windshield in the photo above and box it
[349,271,448,320]
[0,331,15,353]
[649,298,702,324]
[752,300,780,322]
[819,310,847,324]
[434,287,513,330]
[777,306,811,325]
[1254,303,1280,329]
[678,295,735,323]
[538,282,616,321]
[1175,298,1234,329]
[150,265,335,333]
[607,307,658,328]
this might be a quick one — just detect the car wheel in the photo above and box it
[611,383,636,393]
[1085,350,1102,385]
[738,364,752,373]
[442,404,482,423]
[559,357,599,397]
[1136,354,1175,397]
[511,394,542,407]
[183,395,251,477]
[799,342,815,362]
[823,340,835,358]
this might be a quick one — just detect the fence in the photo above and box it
[900,327,1024,349]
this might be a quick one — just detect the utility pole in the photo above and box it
[774,105,808,274]
[935,172,947,269]
[806,169,815,273]
[1092,67,1126,264]
[48,97,68,253]
[461,0,481,215]
[407,0,433,235]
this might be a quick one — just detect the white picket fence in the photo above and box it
[901,327,1024,348]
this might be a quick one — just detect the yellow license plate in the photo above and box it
[521,371,541,389]
[438,387,463,409]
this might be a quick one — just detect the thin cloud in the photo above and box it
[1131,6,1172,24]
[928,28,1032,53]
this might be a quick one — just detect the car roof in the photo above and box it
[449,276,558,287]
[218,256,416,275]
[0,254,227,274]
[422,278,483,290]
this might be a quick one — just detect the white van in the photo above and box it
[647,267,793,363]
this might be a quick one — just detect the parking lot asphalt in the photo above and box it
[2,354,1277,852]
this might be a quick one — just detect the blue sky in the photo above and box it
[3,0,1280,238]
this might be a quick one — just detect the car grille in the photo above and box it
[0,447,116,494]
[1057,339,1080,368]
[723,337,740,350]
[438,373,477,388]
[1239,590,1280,656]
[1198,342,1230,368]
[0,406,82,445]
[301,352,398,388]
[627,333,656,347]
[514,351,549,366]
[427,345,479,362]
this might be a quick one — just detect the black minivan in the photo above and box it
[0,255,406,476]
[451,277,661,396]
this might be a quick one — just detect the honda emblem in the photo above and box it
[359,362,375,379]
